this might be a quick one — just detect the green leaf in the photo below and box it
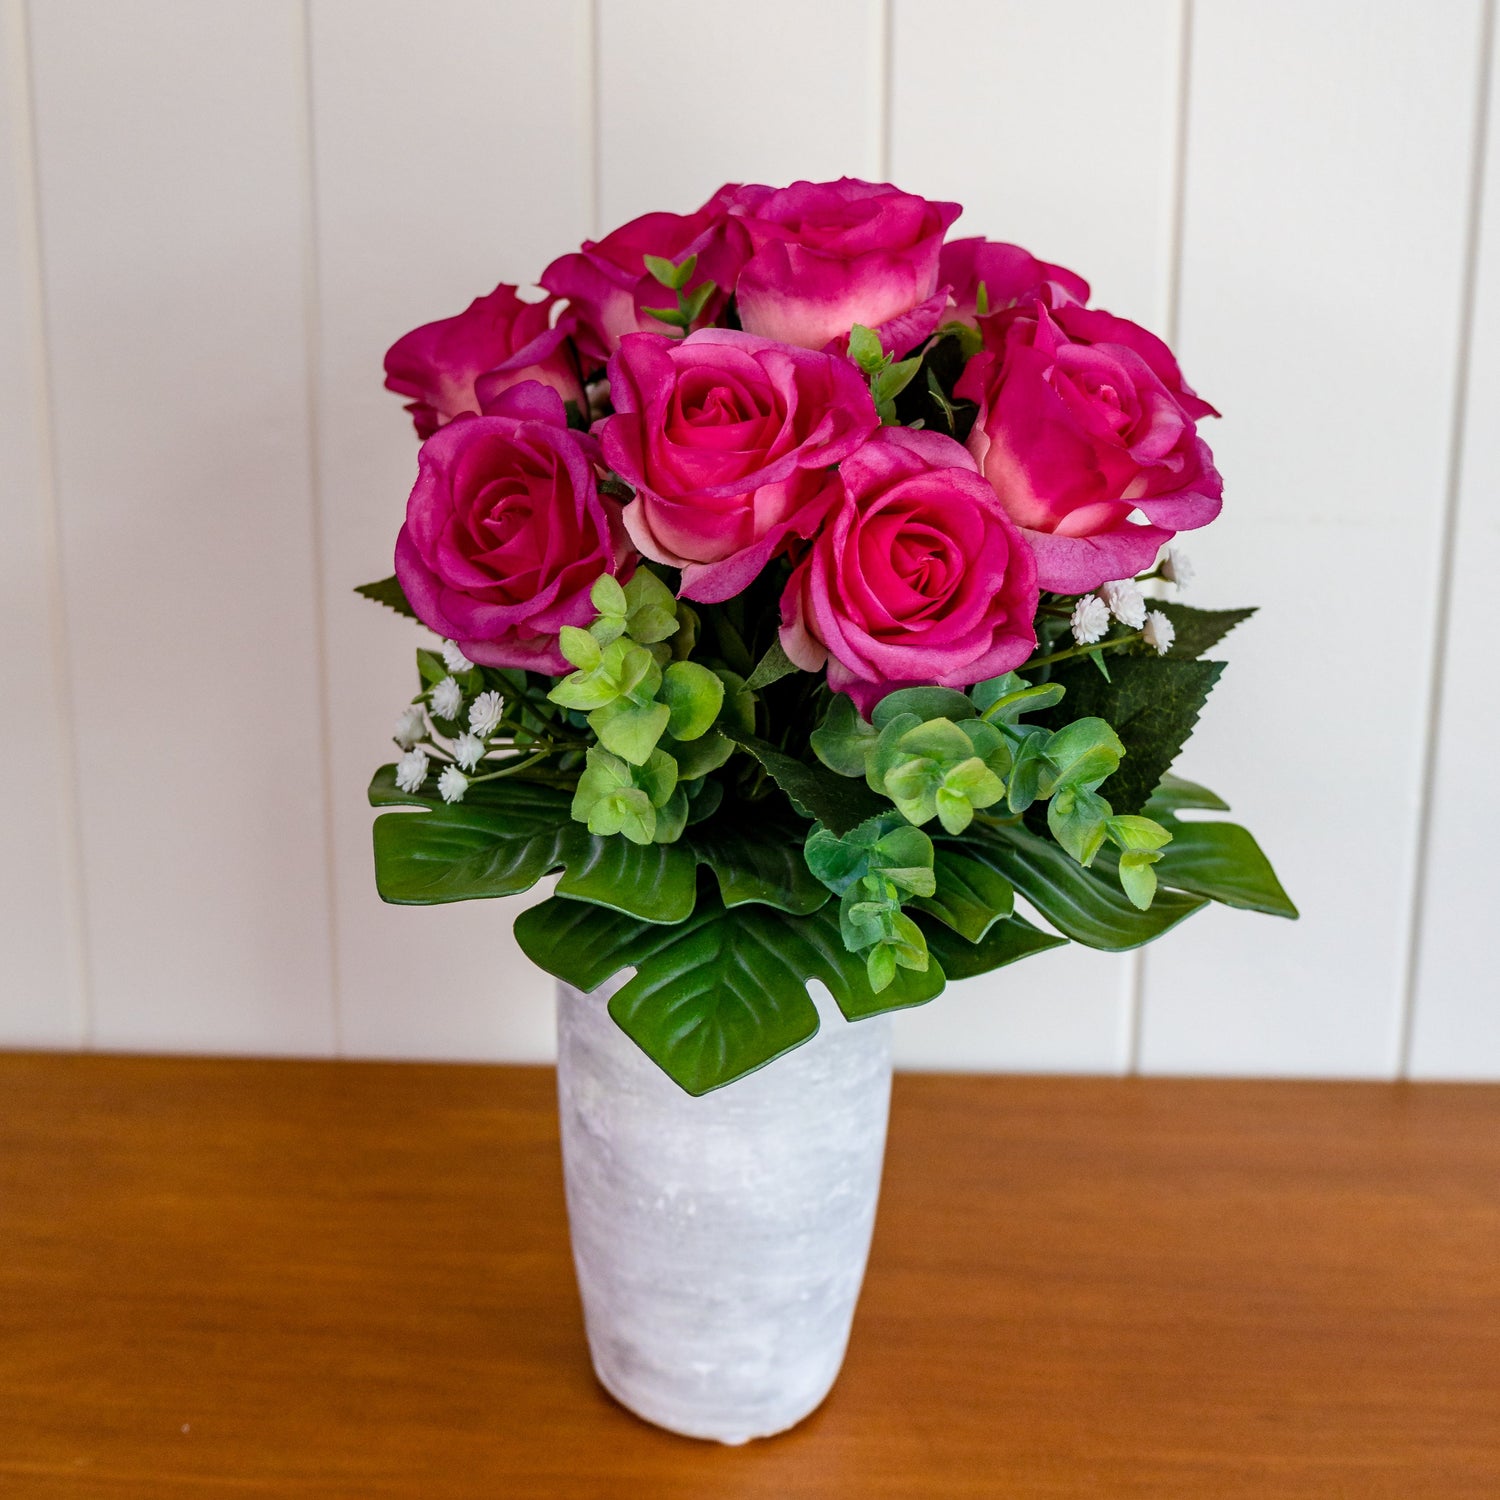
[1143,773,1231,814]
[558,625,601,671]
[918,910,1067,979]
[642,252,680,288]
[911,848,1015,943]
[847,323,884,372]
[1047,784,1112,866]
[1041,656,1224,814]
[679,280,716,323]
[664,728,734,780]
[643,304,690,330]
[871,686,975,728]
[745,636,800,691]
[810,694,879,777]
[722,726,888,836]
[659,660,724,741]
[622,568,679,644]
[684,812,831,915]
[1130,816,1298,918]
[590,573,628,618]
[589,697,671,765]
[1152,602,1256,659]
[355,575,419,621]
[515,889,944,1094]
[976,823,1208,950]
[1039,717,1123,796]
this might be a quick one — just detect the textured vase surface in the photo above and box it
[555,976,894,1444]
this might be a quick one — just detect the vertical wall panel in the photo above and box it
[1410,8,1500,1079]
[888,0,1186,1072]
[0,0,86,1045]
[596,0,884,227]
[28,0,335,1052]
[1139,0,1484,1075]
[310,0,593,1060]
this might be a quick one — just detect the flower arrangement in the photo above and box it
[360,177,1295,1096]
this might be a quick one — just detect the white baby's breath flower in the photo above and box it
[469,690,504,738]
[430,675,463,721]
[1143,609,1176,656]
[438,766,469,804]
[453,732,486,771]
[393,704,426,750]
[394,748,430,794]
[1161,546,1194,589]
[1100,578,1147,629]
[1070,594,1111,646]
[441,639,474,673]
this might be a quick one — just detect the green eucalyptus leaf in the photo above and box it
[660,660,725,741]
[871,686,975,728]
[811,694,880,778]
[622,568,679,644]
[664,728,734,780]
[1039,718,1124,797]
[589,697,671,766]
[590,573,628,619]
[652,787,690,844]
[1048,784,1112,867]
[558,625,601,671]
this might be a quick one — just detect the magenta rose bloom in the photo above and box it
[955,301,1222,593]
[939,237,1089,325]
[539,186,750,369]
[383,283,584,441]
[779,428,1038,715]
[729,178,962,354]
[394,383,634,673]
[602,329,878,604]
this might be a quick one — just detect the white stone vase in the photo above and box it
[555,975,894,1445]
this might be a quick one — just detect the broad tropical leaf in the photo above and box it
[919,910,1067,978]
[912,847,1015,943]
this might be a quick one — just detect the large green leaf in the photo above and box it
[1041,657,1224,813]
[977,823,1207,950]
[911,847,1015,942]
[355,574,419,621]
[516,889,944,1093]
[722,727,888,835]
[1122,816,1298,918]
[370,767,829,921]
[1143,772,1231,814]
[1153,601,1255,659]
[919,910,1067,978]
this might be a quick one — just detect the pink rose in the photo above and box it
[383,283,584,441]
[602,329,878,603]
[779,428,1038,715]
[955,301,1222,593]
[539,187,750,369]
[939,237,1089,325]
[394,383,634,673]
[730,178,962,354]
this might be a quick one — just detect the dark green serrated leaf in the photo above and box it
[745,637,801,691]
[911,848,1015,942]
[1153,601,1256,659]
[355,575,419,621]
[918,910,1067,979]
[722,727,888,835]
[1040,656,1224,814]
[1103,815,1297,918]
[515,889,944,1093]
[976,822,1207,950]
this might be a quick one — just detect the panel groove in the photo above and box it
[1399,0,1497,1078]
[295,0,344,1054]
[12,0,90,1043]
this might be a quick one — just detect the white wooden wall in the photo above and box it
[4,0,1496,1078]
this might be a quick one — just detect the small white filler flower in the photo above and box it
[441,639,474,673]
[393,704,426,750]
[438,765,469,804]
[394,747,430,793]
[1099,578,1147,629]
[1070,594,1111,646]
[469,690,504,738]
[430,675,463,721]
[453,732,486,771]
[1143,609,1176,656]
[1161,546,1194,589]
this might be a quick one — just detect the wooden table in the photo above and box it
[1,1056,1497,1497]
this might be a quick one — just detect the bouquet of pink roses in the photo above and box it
[361,177,1294,1095]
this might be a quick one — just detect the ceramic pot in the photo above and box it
[555,976,893,1444]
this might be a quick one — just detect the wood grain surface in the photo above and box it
[0,1055,1496,1497]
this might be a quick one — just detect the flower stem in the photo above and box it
[467,749,556,784]
[1025,631,1144,672]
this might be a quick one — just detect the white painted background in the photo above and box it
[4,0,1497,1078]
